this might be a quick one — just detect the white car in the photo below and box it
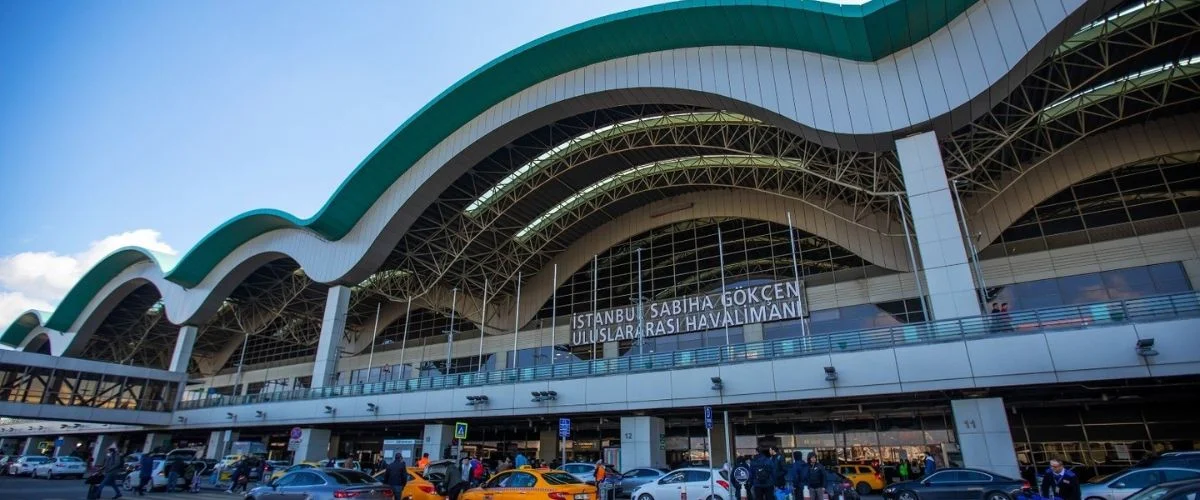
[630,468,732,500]
[32,456,87,479]
[122,458,204,491]
[8,455,51,476]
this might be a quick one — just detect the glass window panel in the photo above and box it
[1101,267,1156,299]
[1011,279,1064,310]
[1057,273,1109,305]
[1148,262,1192,293]
[1082,208,1130,229]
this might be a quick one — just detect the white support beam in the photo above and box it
[313,285,351,389]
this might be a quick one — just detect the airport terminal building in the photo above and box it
[1,0,1199,483]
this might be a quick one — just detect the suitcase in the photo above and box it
[86,484,102,500]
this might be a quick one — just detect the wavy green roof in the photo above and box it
[1,0,979,347]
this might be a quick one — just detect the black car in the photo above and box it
[1125,477,1200,500]
[1135,452,1200,470]
[882,468,1026,500]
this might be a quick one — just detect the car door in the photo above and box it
[652,471,689,499]
[494,471,540,500]
[1108,470,1166,500]
[918,471,963,500]
[957,470,995,499]
[683,470,715,500]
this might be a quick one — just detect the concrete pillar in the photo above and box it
[92,435,118,464]
[20,437,40,455]
[313,285,352,388]
[143,433,172,454]
[896,131,982,320]
[205,430,238,460]
[603,342,618,359]
[53,436,82,457]
[422,424,454,460]
[293,428,332,463]
[538,429,557,462]
[170,325,198,373]
[951,397,1019,479]
[709,422,729,469]
[742,323,764,343]
[620,416,666,470]
[329,434,342,459]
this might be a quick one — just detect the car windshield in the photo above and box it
[327,470,379,485]
[60,457,83,463]
[563,464,591,473]
[27,457,48,463]
[544,472,583,485]
[1125,484,1180,500]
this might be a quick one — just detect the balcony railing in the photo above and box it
[178,291,1200,410]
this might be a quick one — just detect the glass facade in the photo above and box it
[763,298,926,341]
[987,262,1191,311]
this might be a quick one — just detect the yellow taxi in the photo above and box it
[460,469,597,500]
[372,466,442,500]
[834,464,885,495]
[269,461,322,483]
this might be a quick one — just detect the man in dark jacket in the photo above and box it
[748,447,780,500]
[384,455,409,499]
[166,457,186,492]
[98,446,124,499]
[443,460,467,500]
[134,451,155,496]
[1039,460,1080,500]
[800,453,826,500]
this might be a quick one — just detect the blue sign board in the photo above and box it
[559,418,571,438]
[55,437,64,447]
[454,422,469,440]
[703,406,713,429]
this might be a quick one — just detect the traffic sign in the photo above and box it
[290,427,303,440]
[703,406,713,429]
[733,466,749,483]
[454,422,469,440]
[558,418,571,438]
[54,437,64,447]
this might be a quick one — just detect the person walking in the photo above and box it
[384,454,409,499]
[1040,459,1081,500]
[134,451,154,496]
[98,446,124,499]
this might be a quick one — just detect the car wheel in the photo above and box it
[985,492,1010,500]
[638,493,655,500]
[855,482,871,495]
[899,491,918,500]
[705,495,724,500]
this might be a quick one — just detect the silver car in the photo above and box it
[246,467,393,500]
[1079,467,1200,500]
[619,468,669,497]
[9,455,50,476]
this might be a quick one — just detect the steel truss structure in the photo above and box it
[75,0,1200,376]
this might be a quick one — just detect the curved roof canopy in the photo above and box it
[1,0,983,346]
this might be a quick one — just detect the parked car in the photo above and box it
[270,461,322,483]
[32,456,87,479]
[1080,467,1200,500]
[619,468,670,497]
[121,458,205,491]
[370,465,449,500]
[629,467,731,500]
[882,468,1025,500]
[561,462,620,485]
[246,467,391,500]
[8,455,50,476]
[1135,453,1200,471]
[461,469,594,500]
[1124,477,1200,500]
[835,464,886,494]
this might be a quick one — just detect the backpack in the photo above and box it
[752,459,773,487]
[471,461,484,480]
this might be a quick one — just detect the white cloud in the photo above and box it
[0,229,177,331]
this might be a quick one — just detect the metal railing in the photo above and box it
[178,291,1200,410]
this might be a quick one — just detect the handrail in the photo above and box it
[178,291,1200,410]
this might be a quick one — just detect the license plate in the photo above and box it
[574,494,590,500]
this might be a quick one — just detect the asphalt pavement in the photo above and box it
[0,475,241,500]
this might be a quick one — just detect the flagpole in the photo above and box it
[717,228,730,346]
[398,299,412,379]
[366,302,381,382]
[445,287,458,372]
[512,272,522,369]
[636,247,645,355]
[591,255,598,360]
[785,211,809,340]
[478,278,488,370]
[550,264,558,365]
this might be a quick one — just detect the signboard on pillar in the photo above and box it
[454,422,469,440]
[559,419,571,438]
[703,407,713,429]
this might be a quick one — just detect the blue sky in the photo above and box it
[0,0,670,325]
